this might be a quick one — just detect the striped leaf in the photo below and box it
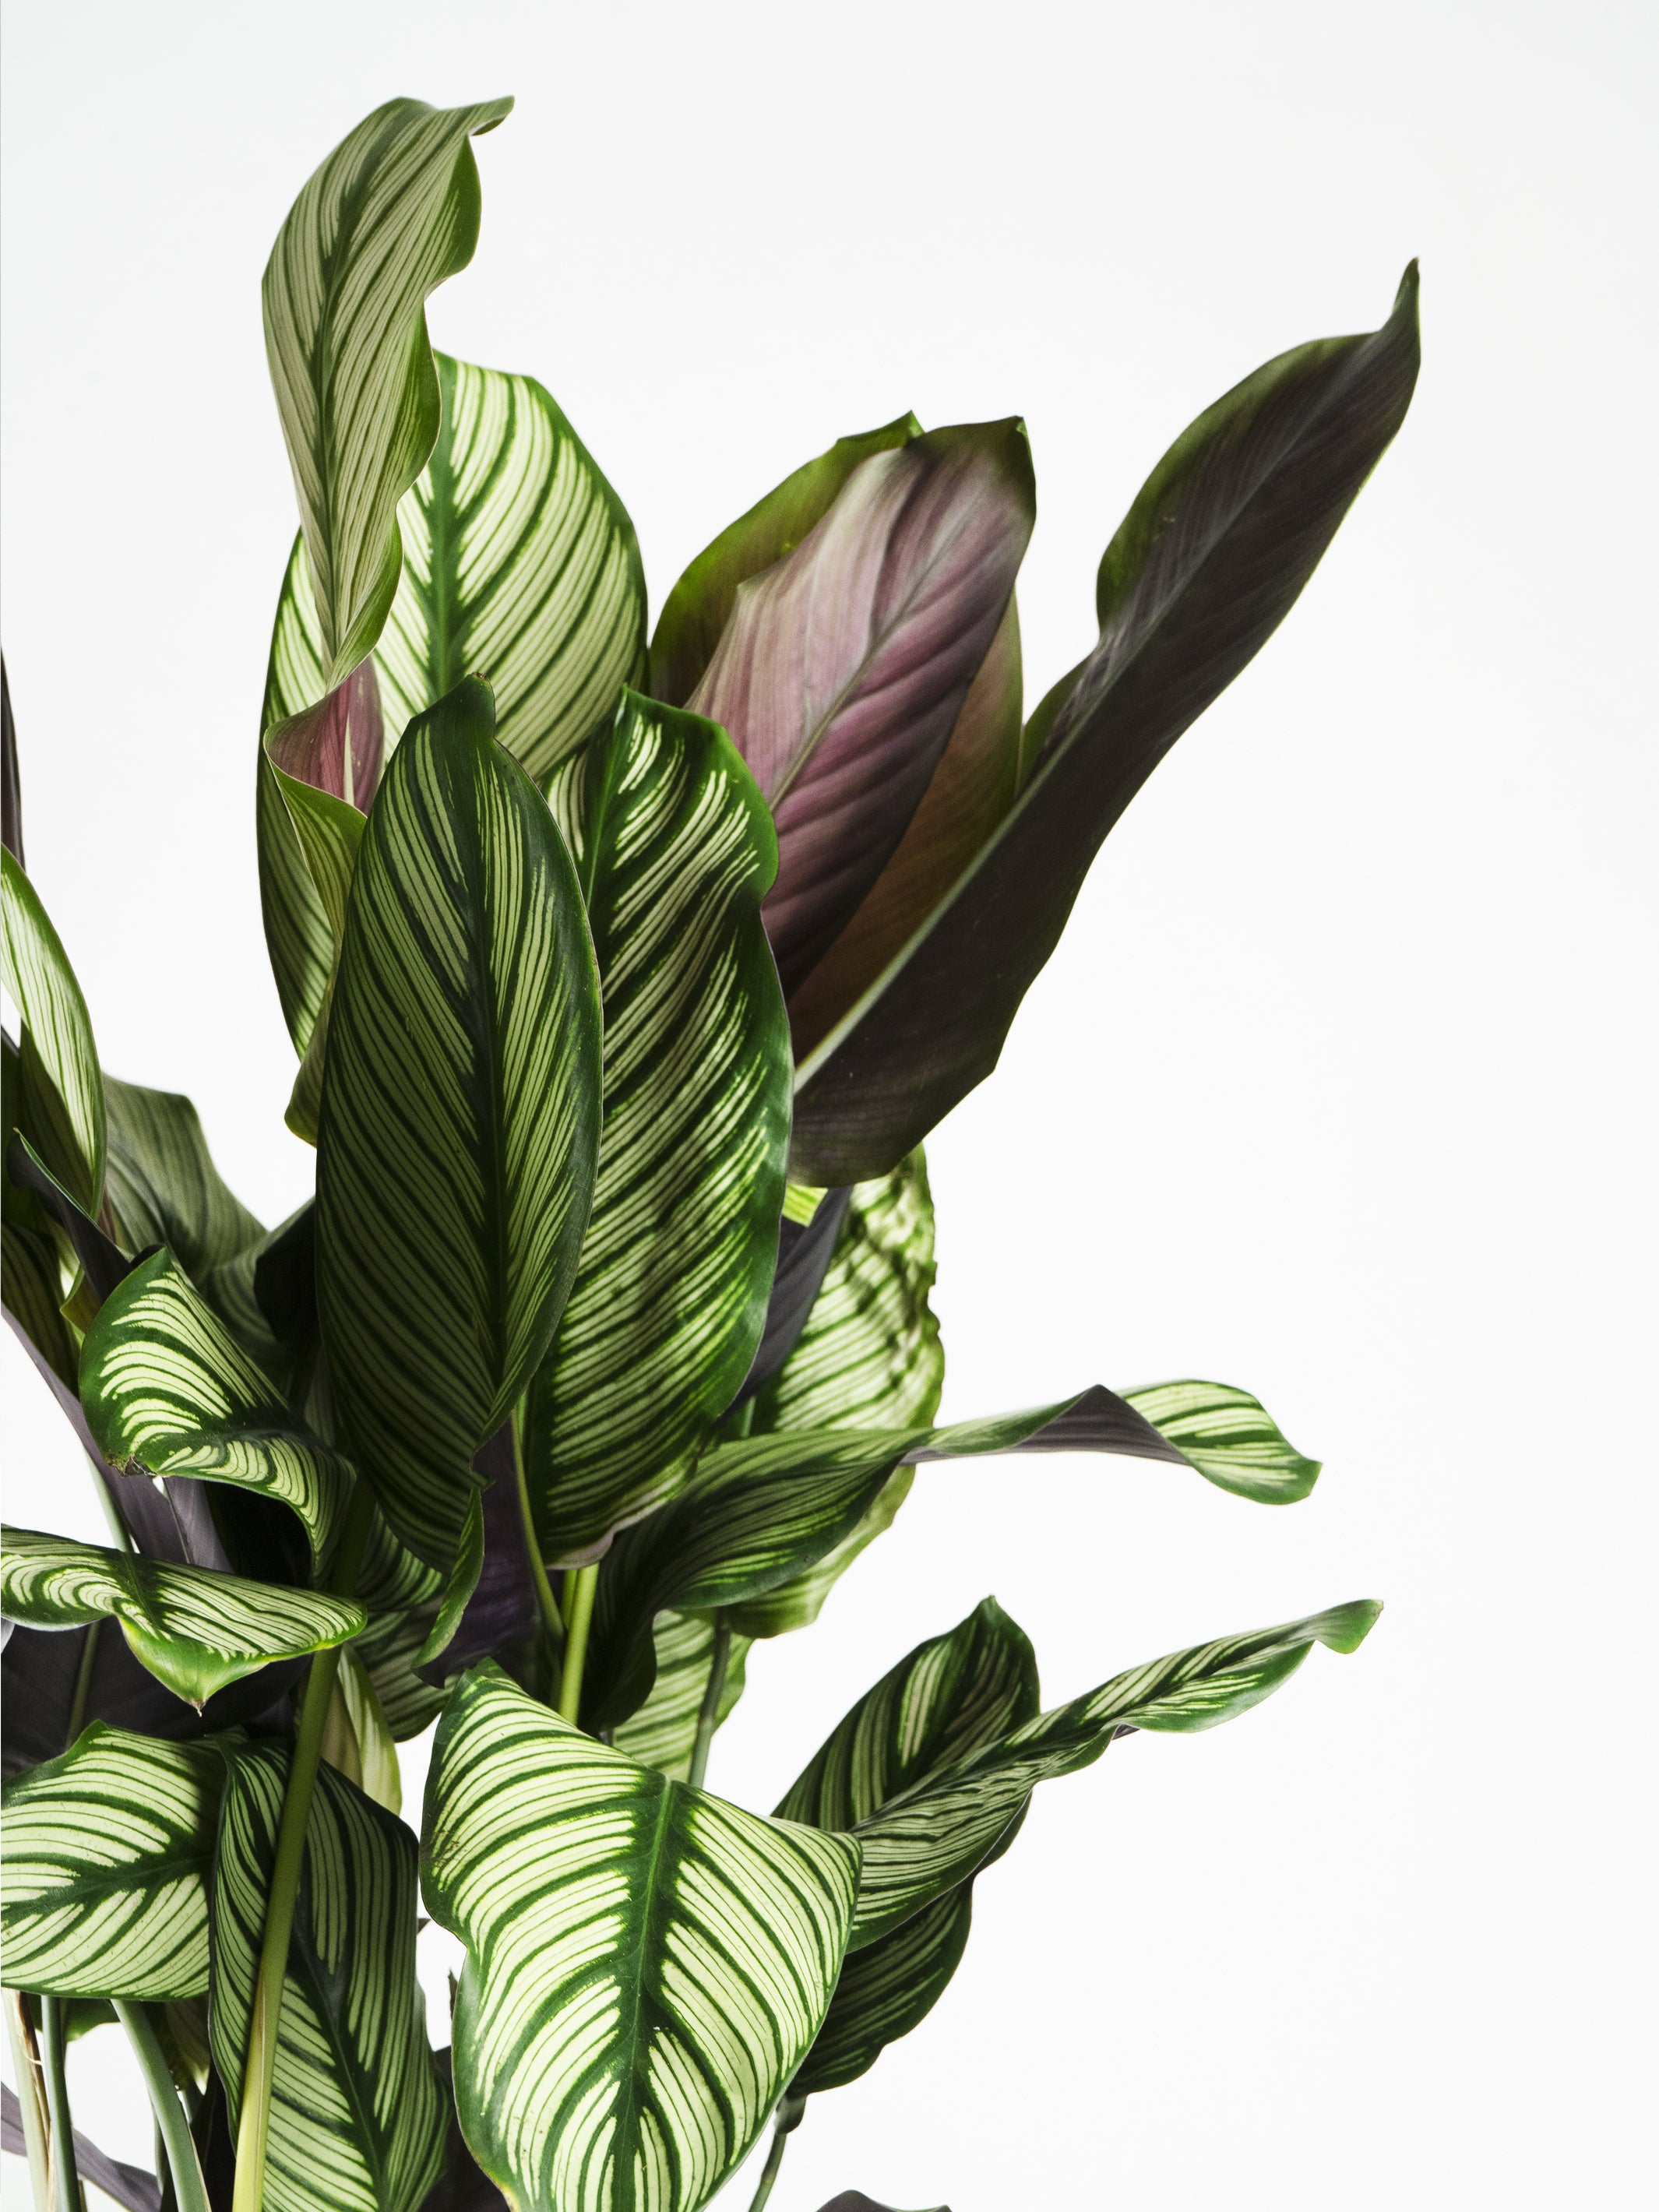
[103,1074,263,1277]
[1121,1379,1320,1504]
[689,421,1034,996]
[210,1742,445,2212]
[778,1598,1038,2097]
[258,740,335,1069]
[523,691,791,1565]
[586,1388,1196,1730]
[377,352,646,787]
[847,1600,1382,1948]
[421,1662,860,2212]
[791,271,1421,1185]
[0,1525,365,1708]
[2,847,104,1215]
[320,1646,405,1814]
[316,677,603,1571]
[354,1604,450,1743]
[79,1249,354,1580]
[0,1724,222,1999]
[648,414,921,710]
[264,97,511,688]
[611,1609,752,1782]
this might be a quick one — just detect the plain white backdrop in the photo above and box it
[2,1,1654,2204]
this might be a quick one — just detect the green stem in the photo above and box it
[745,2121,789,2212]
[231,1478,375,2212]
[63,1619,101,1749]
[686,1612,732,1792]
[556,1562,598,1725]
[5,1992,51,2212]
[512,1407,565,1653]
[38,1995,83,2212]
[114,2001,210,2212]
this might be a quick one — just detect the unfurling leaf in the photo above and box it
[0,1526,365,1707]
[791,269,1421,1183]
[689,421,1034,996]
[0,1724,224,1998]
[210,1743,445,2212]
[422,1664,859,2212]
[316,678,602,1572]
[523,691,791,1566]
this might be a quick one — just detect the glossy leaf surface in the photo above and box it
[523,692,791,1565]
[792,271,1421,1182]
[0,1724,222,1998]
[648,414,920,709]
[1122,1379,1319,1503]
[316,677,602,1569]
[422,1664,859,2212]
[847,1600,1381,1947]
[689,421,1034,995]
[0,1525,365,1708]
[263,97,511,685]
[610,1608,752,1782]
[2,847,104,1213]
[211,1743,445,2212]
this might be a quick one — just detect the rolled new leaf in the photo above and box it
[316,677,602,1571]
[421,1663,860,2212]
[264,97,512,688]
[0,1724,223,1998]
[648,414,921,709]
[209,1744,445,2212]
[791,269,1421,1183]
[2,847,104,1215]
[847,1599,1381,1947]
[522,691,791,1565]
[1,1526,365,1707]
[689,421,1035,995]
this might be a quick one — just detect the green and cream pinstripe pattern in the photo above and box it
[0,1526,365,1708]
[525,693,791,1566]
[791,1886,971,2098]
[315,678,601,1570]
[378,354,646,787]
[2,847,104,1213]
[1122,1379,1322,1503]
[80,1249,354,1574]
[423,1665,859,2212]
[103,1075,264,1277]
[211,1743,445,2212]
[0,1727,222,1999]
[846,1599,1382,1947]
[262,98,512,688]
[611,1610,753,1782]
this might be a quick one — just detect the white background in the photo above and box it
[2,1,1654,2205]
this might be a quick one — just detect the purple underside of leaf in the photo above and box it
[419,1425,541,1683]
[690,424,1033,996]
[266,656,385,807]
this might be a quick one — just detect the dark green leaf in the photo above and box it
[610,1608,752,1781]
[2,847,104,1214]
[102,1075,264,1277]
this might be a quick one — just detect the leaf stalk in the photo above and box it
[687,1611,732,1791]
[38,1995,83,2212]
[115,1999,211,2212]
[5,1992,51,2212]
[556,1562,598,1725]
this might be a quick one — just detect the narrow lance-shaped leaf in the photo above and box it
[791,269,1421,1183]
[648,414,921,709]
[421,1663,860,2212]
[210,1743,445,2212]
[316,676,603,1570]
[0,1724,223,1999]
[523,690,791,1566]
[263,97,512,687]
[2,846,104,1214]
[1,1525,365,1708]
[689,421,1035,995]
[847,1600,1382,1947]
[778,1598,1038,2098]
[2,654,22,864]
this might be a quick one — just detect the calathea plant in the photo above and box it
[0,92,1418,2212]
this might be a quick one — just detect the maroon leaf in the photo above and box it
[689,421,1034,996]
[266,656,385,812]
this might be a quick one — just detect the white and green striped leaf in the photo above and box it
[523,691,791,1566]
[379,352,646,785]
[846,1599,1382,1948]
[102,1074,263,1277]
[778,1598,1039,2096]
[2,847,104,1216]
[354,1602,450,1742]
[79,1249,354,1579]
[0,1724,222,1999]
[315,677,603,1571]
[0,1526,365,1708]
[1121,1379,1320,1503]
[210,1742,445,2212]
[263,97,511,688]
[727,1150,942,1636]
[611,1609,752,1782]
[421,1663,860,2212]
